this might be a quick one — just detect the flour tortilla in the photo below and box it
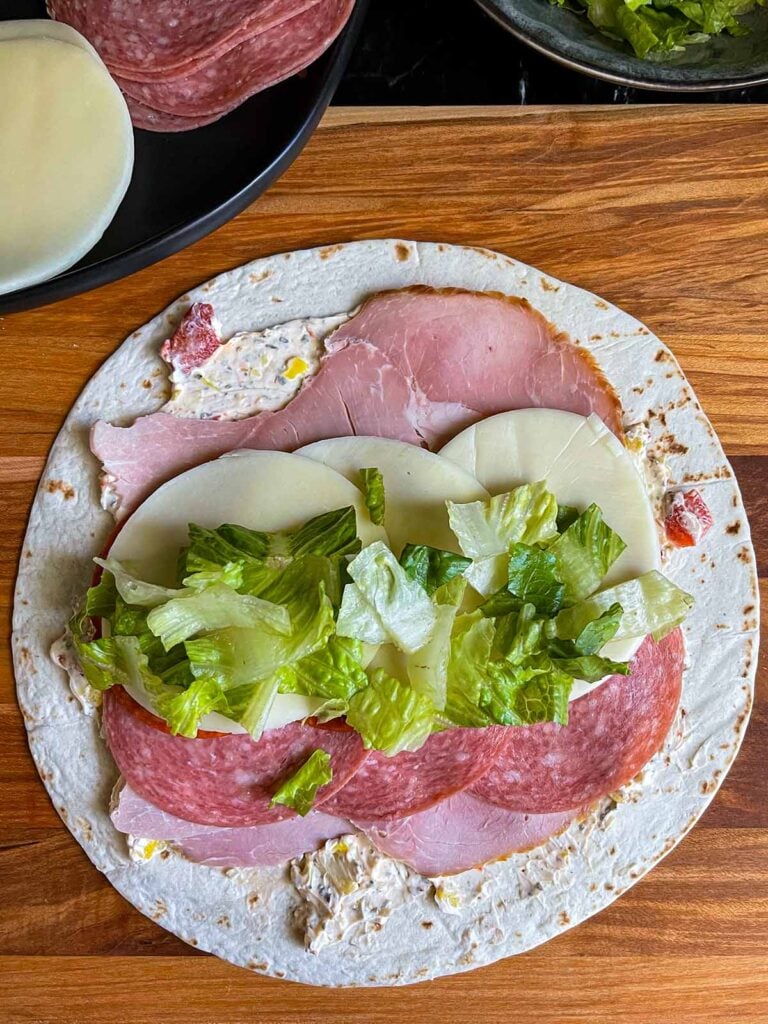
[13,240,758,986]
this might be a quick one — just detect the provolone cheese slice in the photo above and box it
[109,450,387,733]
[297,436,489,555]
[0,21,134,296]
[440,410,662,699]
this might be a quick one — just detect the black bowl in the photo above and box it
[0,0,369,315]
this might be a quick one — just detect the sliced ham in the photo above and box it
[102,686,368,827]
[115,0,354,119]
[111,782,350,868]
[472,630,685,814]
[357,791,578,876]
[327,286,622,438]
[91,287,621,515]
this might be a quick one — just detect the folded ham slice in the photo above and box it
[357,791,578,877]
[91,287,621,515]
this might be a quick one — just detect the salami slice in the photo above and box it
[472,630,685,814]
[357,791,578,876]
[102,686,368,827]
[47,0,320,80]
[321,727,507,821]
[114,0,355,119]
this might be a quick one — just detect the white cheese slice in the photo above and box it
[0,21,134,296]
[108,450,387,733]
[440,410,662,700]
[296,436,489,555]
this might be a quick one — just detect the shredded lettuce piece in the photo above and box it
[447,483,558,595]
[221,672,282,741]
[506,543,565,616]
[277,636,368,701]
[553,570,693,642]
[346,669,436,755]
[269,749,333,816]
[94,557,184,608]
[337,542,437,654]
[549,504,626,605]
[359,467,386,526]
[405,579,465,709]
[146,583,290,651]
[399,543,471,596]
[84,571,117,619]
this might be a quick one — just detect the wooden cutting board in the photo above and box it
[1,106,766,1023]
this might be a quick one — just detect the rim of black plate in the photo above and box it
[0,0,370,316]
[474,0,768,92]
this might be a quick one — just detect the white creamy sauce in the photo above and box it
[624,422,671,524]
[50,631,101,714]
[126,835,172,863]
[290,834,427,953]
[162,313,350,422]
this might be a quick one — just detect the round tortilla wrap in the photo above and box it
[12,240,758,986]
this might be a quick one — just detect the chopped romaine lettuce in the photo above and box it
[360,467,386,526]
[94,557,184,608]
[553,570,693,643]
[406,595,463,711]
[346,669,435,755]
[506,543,565,616]
[447,483,558,595]
[337,542,437,654]
[399,543,471,596]
[220,672,282,740]
[84,570,117,619]
[549,504,626,605]
[269,749,333,816]
[278,636,368,701]
[147,583,290,651]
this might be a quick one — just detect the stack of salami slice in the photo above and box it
[46,0,355,131]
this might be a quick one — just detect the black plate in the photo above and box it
[0,0,369,315]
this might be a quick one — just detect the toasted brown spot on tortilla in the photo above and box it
[610,331,620,338]
[540,277,559,293]
[726,521,741,535]
[700,779,718,795]
[141,379,152,389]
[459,953,475,966]
[217,915,230,927]
[594,299,609,310]
[151,899,167,920]
[59,806,68,821]
[46,479,76,500]
[249,269,272,283]
[160,849,170,860]
[421,920,434,929]
[558,911,570,925]
[248,961,268,972]
[395,243,411,262]
[188,938,198,947]
[284,253,292,260]
[589,882,598,892]
[17,646,34,671]
[632,386,645,395]
[604,882,615,891]
[319,244,343,260]
[737,547,751,563]
[655,349,671,363]
[271,296,284,303]
[247,892,260,909]
[590,334,603,341]
[637,327,650,335]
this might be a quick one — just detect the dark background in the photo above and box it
[335,0,768,103]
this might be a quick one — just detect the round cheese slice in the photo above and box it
[440,410,662,699]
[296,436,489,555]
[109,450,387,733]
[0,21,134,297]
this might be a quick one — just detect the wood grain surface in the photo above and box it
[1,106,766,1023]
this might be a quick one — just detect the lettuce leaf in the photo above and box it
[336,542,437,654]
[360,467,386,526]
[84,570,117,619]
[277,636,368,701]
[406,582,464,710]
[399,543,471,596]
[553,570,693,643]
[506,543,565,615]
[447,483,558,596]
[146,583,290,651]
[549,504,626,605]
[219,672,282,740]
[346,669,435,755]
[269,749,333,816]
[94,557,184,608]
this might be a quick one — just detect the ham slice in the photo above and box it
[357,791,578,876]
[91,287,621,515]
[111,782,350,868]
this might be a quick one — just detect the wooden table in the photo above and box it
[1,106,766,1023]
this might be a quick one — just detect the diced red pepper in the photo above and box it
[160,302,221,375]
[664,489,714,547]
